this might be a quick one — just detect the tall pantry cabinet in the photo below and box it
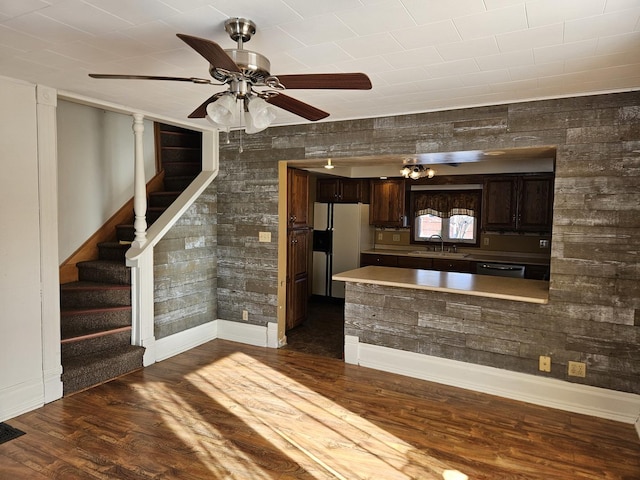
[286,168,310,330]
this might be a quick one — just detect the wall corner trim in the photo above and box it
[356,341,640,424]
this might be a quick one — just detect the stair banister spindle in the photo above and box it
[132,113,147,246]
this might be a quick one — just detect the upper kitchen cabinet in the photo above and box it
[369,178,406,226]
[482,174,554,232]
[287,168,309,229]
[316,177,370,203]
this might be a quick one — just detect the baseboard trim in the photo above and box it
[349,337,640,424]
[43,368,63,404]
[0,378,44,423]
[217,320,268,347]
[155,321,218,362]
[154,320,269,362]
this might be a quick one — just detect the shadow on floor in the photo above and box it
[282,296,345,359]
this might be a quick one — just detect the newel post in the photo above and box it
[128,113,156,366]
[132,113,147,247]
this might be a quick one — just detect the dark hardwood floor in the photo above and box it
[2,339,639,479]
[283,296,345,359]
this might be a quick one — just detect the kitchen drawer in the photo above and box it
[360,253,398,267]
[432,258,473,273]
[397,256,433,269]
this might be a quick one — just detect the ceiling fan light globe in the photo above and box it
[248,97,277,130]
[206,94,237,126]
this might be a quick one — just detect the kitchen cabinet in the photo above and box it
[432,258,473,273]
[360,253,398,267]
[317,178,369,203]
[287,168,310,330]
[369,178,406,226]
[288,168,309,229]
[397,256,433,269]
[482,175,553,232]
[287,229,310,330]
[524,264,550,280]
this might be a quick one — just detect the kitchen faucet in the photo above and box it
[428,234,444,252]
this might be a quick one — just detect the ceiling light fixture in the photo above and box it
[324,159,335,169]
[206,92,277,134]
[401,165,435,180]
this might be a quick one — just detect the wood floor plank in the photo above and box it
[1,339,639,479]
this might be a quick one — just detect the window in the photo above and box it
[411,190,481,245]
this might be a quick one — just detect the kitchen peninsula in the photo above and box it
[333,265,549,304]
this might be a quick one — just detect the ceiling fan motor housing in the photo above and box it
[211,18,271,84]
[210,49,271,84]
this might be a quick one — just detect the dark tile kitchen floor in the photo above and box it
[283,296,345,359]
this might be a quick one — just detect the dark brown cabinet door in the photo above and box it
[316,178,369,203]
[482,178,517,230]
[287,229,310,330]
[482,175,554,233]
[518,176,554,232]
[316,178,340,203]
[288,168,309,228]
[369,178,405,226]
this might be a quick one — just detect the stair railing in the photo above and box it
[125,113,219,367]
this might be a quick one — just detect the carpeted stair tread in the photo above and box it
[163,175,197,191]
[60,281,130,308]
[97,241,129,261]
[62,328,132,358]
[61,306,132,339]
[115,224,135,243]
[77,259,131,285]
[61,344,145,395]
[148,191,181,208]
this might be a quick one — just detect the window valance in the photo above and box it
[414,190,480,218]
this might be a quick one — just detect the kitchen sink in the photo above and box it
[408,251,469,259]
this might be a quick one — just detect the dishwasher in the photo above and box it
[476,263,526,278]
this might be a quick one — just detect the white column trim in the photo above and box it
[36,84,63,403]
[131,113,147,247]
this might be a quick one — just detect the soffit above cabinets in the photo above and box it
[289,146,556,178]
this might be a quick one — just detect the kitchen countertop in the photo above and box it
[361,248,550,266]
[333,265,550,304]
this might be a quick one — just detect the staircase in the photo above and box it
[60,123,202,395]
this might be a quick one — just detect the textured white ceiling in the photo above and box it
[1,0,639,128]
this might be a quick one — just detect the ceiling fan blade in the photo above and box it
[89,73,214,84]
[266,93,329,121]
[188,94,224,119]
[176,33,241,73]
[275,73,372,90]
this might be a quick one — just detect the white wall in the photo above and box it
[0,77,45,419]
[57,101,155,262]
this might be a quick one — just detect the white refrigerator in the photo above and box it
[312,203,373,299]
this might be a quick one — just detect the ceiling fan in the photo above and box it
[89,17,372,132]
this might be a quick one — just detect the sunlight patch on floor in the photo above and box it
[140,351,470,479]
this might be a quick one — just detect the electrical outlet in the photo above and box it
[539,239,549,248]
[539,355,551,372]
[568,361,586,377]
[377,233,383,240]
[392,234,400,242]
[242,310,248,321]
[258,231,271,242]
[484,237,489,246]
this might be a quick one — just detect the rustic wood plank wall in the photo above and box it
[215,91,639,394]
[153,188,218,339]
